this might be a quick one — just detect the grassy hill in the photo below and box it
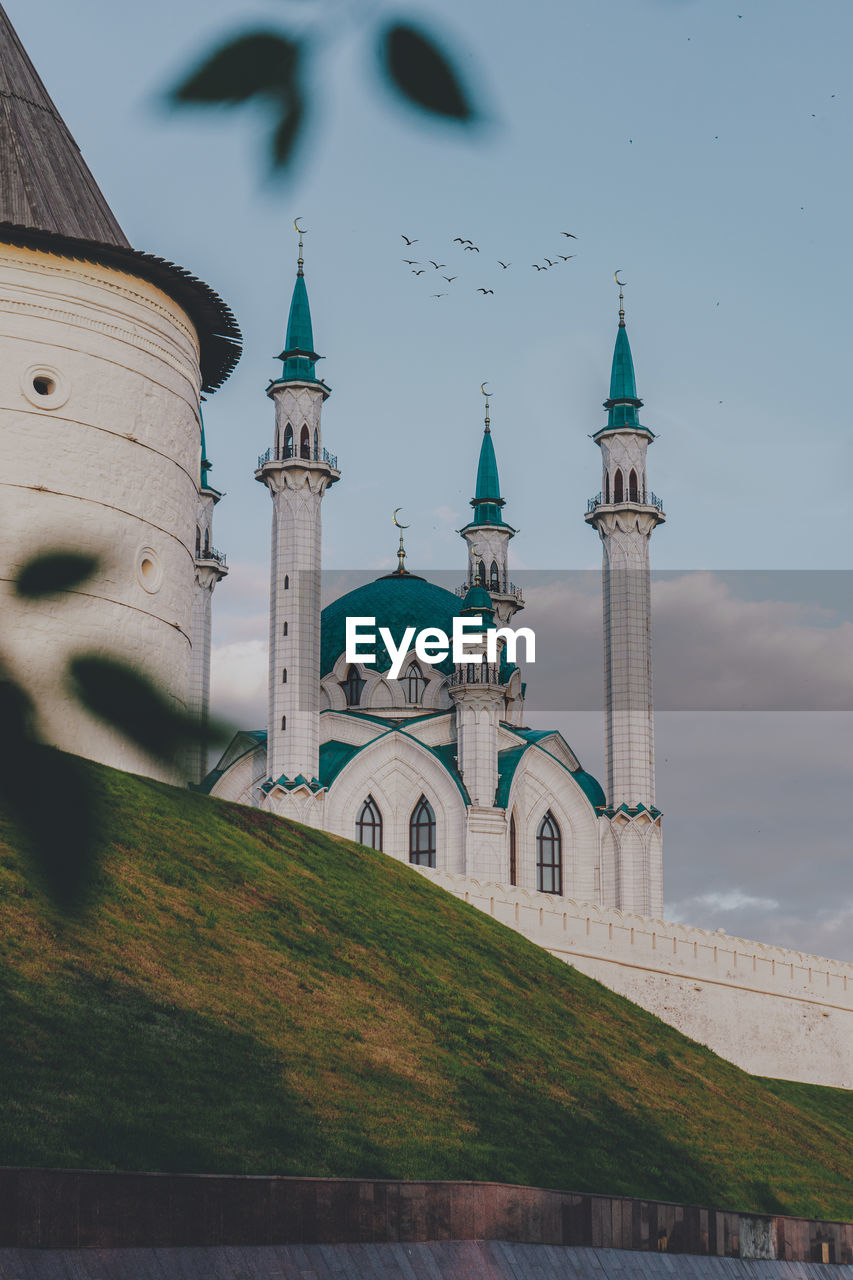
[0,755,851,1219]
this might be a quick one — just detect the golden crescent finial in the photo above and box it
[614,270,626,287]
[293,217,307,234]
[392,507,410,530]
[480,381,491,397]
[614,271,626,325]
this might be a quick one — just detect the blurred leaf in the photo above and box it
[169,30,305,169]
[15,551,100,599]
[0,667,101,912]
[69,655,227,764]
[379,22,475,121]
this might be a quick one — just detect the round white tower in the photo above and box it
[0,6,240,782]
[256,227,339,789]
[584,282,664,915]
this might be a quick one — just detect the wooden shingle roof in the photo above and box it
[0,4,241,391]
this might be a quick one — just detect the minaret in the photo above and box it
[256,224,339,786]
[448,586,503,808]
[459,388,523,626]
[585,279,664,914]
[188,411,227,784]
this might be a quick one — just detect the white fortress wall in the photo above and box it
[0,244,204,781]
[415,868,853,1090]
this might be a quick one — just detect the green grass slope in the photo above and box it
[0,756,851,1219]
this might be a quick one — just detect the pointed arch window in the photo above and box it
[536,811,562,895]
[356,795,383,850]
[409,796,436,866]
[313,427,319,460]
[489,560,501,591]
[284,574,289,590]
[281,715,287,731]
[509,812,517,887]
[283,621,288,636]
[476,560,486,588]
[203,529,210,553]
[404,661,427,703]
[604,472,611,503]
[283,424,294,459]
[282,668,287,683]
[341,665,365,706]
[613,469,624,503]
[629,468,639,502]
[195,526,201,557]
[300,424,310,458]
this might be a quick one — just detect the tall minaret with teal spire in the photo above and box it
[256,222,339,789]
[459,387,523,627]
[188,407,228,784]
[585,278,664,916]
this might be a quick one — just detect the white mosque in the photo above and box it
[205,233,665,920]
[2,3,850,1089]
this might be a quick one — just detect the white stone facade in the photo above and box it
[0,242,215,782]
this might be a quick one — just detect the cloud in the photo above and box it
[665,890,780,919]
[211,639,266,727]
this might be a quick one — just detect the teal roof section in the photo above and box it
[461,584,494,617]
[276,268,324,383]
[599,321,653,436]
[318,739,363,789]
[321,573,464,677]
[496,731,607,811]
[465,427,514,529]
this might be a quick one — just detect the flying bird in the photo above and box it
[558,254,575,261]
[561,232,578,239]
[453,237,468,244]
[464,244,480,252]
[401,235,418,245]
[545,258,557,266]
[477,288,494,295]
[430,261,447,269]
[443,276,457,282]
[532,264,544,270]
[431,293,447,298]
[498,261,511,269]
[402,259,419,264]
[411,269,425,275]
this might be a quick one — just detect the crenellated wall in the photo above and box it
[415,868,853,1089]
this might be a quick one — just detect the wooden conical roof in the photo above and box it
[0,2,129,246]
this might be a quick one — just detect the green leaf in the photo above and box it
[0,669,101,912]
[379,22,475,121]
[15,551,100,599]
[169,31,300,105]
[168,30,306,170]
[68,655,227,764]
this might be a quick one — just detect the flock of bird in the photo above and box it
[399,232,579,299]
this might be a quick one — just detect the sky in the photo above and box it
[7,0,852,959]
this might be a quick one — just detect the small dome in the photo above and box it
[461,584,494,615]
[321,574,463,677]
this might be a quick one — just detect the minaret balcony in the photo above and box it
[448,662,505,688]
[586,491,664,514]
[454,581,524,604]
[258,444,338,469]
[195,545,227,567]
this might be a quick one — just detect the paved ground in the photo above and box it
[1,1244,851,1279]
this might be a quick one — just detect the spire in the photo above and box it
[601,273,650,434]
[276,219,323,383]
[468,389,509,527]
[392,509,410,575]
[0,3,129,246]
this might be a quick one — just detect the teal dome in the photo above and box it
[321,574,464,678]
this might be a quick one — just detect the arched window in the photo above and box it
[536,811,562,894]
[341,665,365,706]
[283,424,294,458]
[409,796,436,866]
[203,529,210,553]
[629,468,639,502]
[284,574,289,590]
[509,812,517,887]
[404,661,427,703]
[195,526,201,557]
[490,560,500,591]
[281,715,287,731]
[356,795,383,850]
[282,668,287,683]
[313,427,319,460]
[283,621,288,636]
[300,425,310,458]
[604,472,610,503]
[613,469,624,503]
[476,560,486,587]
